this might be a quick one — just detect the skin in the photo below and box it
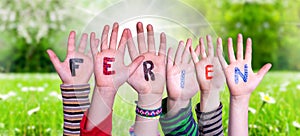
[165,38,200,116]
[47,31,93,85]
[86,22,144,133]
[126,22,166,136]
[47,31,93,136]
[190,35,225,112]
[217,34,272,136]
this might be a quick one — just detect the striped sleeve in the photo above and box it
[61,84,90,136]
[195,103,223,136]
[159,98,198,136]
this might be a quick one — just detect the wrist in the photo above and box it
[200,90,220,99]
[137,93,162,109]
[230,94,251,105]
[62,80,89,85]
[95,86,117,97]
[166,98,190,117]
[229,94,250,118]
[167,98,189,110]
[61,83,89,87]
[92,86,117,109]
[200,91,220,112]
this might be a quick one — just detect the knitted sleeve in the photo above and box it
[195,103,223,136]
[159,98,198,136]
[60,84,90,136]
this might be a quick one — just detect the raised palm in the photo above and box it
[47,31,93,84]
[90,23,144,91]
[217,34,272,96]
[126,22,166,95]
[190,35,225,94]
[166,39,199,101]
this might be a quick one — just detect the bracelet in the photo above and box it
[135,105,162,119]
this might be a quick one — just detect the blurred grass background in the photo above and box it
[0,0,300,135]
[0,0,300,72]
[1,72,300,135]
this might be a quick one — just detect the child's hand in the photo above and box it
[85,23,144,132]
[127,22,166,136]
[191,35,225,94]
[90,23,144,92]
[127,22,166,108]
[166,39,199,113]
[47,31,93,85]
[217,34,272,97]
[190,35,225,112]
[217,34,272,135]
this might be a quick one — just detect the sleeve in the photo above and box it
[80,112,112,136]
[195,103,223,136]
[159,98,199,136]
[60,84,90,136]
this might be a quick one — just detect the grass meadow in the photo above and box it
[0,72,300,135]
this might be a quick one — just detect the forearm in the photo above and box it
[61,84,90,136]
[228,95,250,136]
[133,93,162,136]
[200,90,220,112]
[85,87,116,133]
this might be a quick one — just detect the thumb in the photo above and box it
[128,56,145,76]
[257,63,272,80]
[47,49,61,72]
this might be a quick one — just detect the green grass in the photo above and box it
[0,72,300,135]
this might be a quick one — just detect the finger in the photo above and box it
[118,29,127,57]
[87,49,93,59]
[128,56,145,76]
[217,37,228,69]
[174,41,184,65]
[257,63,272,80]
[181,38,192,63]
[147,24,156,53]
[127,29,139,60]
[167,47,174,70]
[237,33,243,60]
[245,38,252,63]
[228,37,236,63]
[190,45,199,64]
[47,49,62,72]
[158,32,166,57]
[109,22,119,50]
[67,31,76,57]
[207,35,214,57]
[78,33,88,53]
[101,25,109,51]
[199,37,207,58]
[137,22,147,54]
[195,45,201,57]
[90,32,99,58]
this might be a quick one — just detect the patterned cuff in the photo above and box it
[61,84,90,136]
[159,98,198,136]
[195,102,223,136]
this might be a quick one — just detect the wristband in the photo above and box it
[135,105,162,119]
